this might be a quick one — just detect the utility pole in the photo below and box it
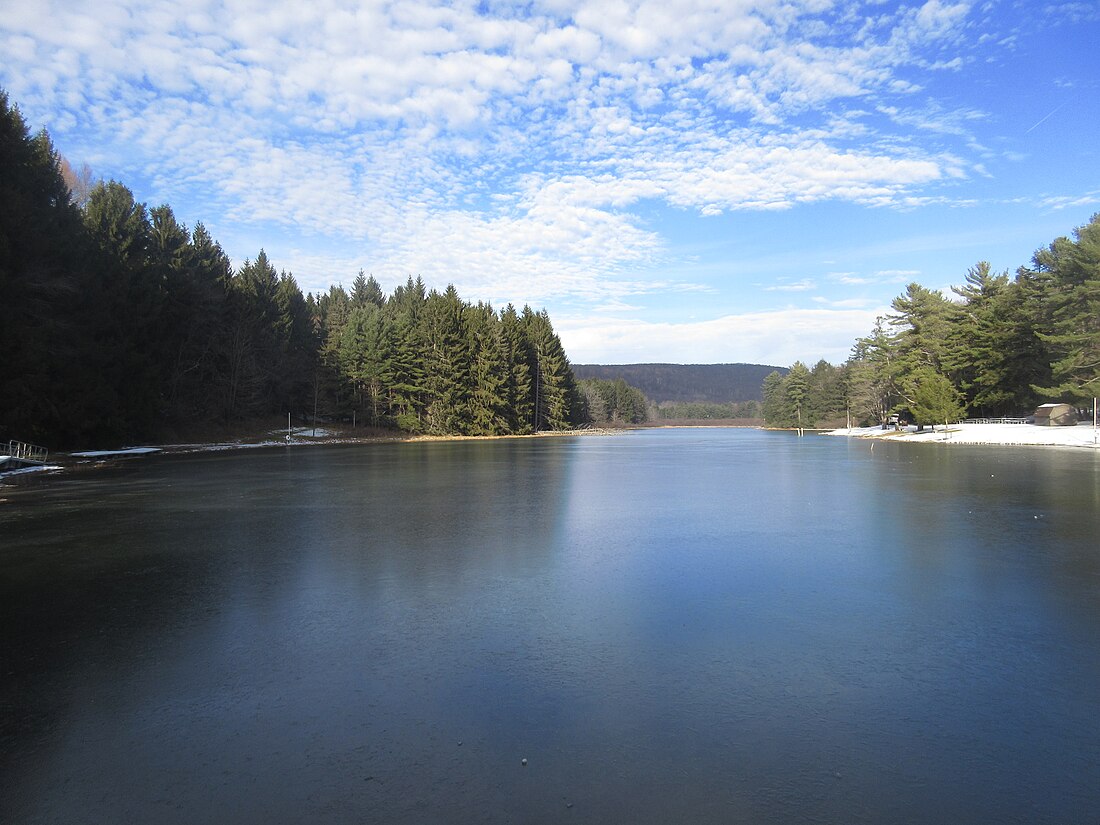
[312,370,319,437]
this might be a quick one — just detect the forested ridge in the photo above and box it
[762,214,1100,429]
[572,363,784,404]
[1,91,586,449]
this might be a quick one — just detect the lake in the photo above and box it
[2,429,1099,824]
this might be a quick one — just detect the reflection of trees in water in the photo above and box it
[0,441,577,821]
[0,457,260,814]
[868,442,1100,626]
[5,436,1100,823]
[294,440,575,589]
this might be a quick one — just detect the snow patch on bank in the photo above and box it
[826,422,1100,448]
[0,464,64,479]
[71,447,163,458]
[160,430,349,453]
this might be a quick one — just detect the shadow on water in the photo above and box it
[1,441,576,824]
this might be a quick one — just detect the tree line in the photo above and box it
[653,400,761,421]
[576,377,649,425]
[1,90,586,448]
[572,363,781,405]
[762,213,1100,429]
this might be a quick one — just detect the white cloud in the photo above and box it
[878,101,987,138]
[811,296,878,308]
[1038,191,1100,211]
[593,299,644,312]
[557,306,884,366]
[1,0,1037,362]
[831,268,923,286]
[875,269,923,279]
[765,278,816,292]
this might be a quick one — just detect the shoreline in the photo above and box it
[0,426,626,486]
[8,420,1099,488]
[824,421,1100,450]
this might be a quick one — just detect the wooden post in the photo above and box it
[313,372,319,438]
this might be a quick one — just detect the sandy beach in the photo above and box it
[827,421,1100,449]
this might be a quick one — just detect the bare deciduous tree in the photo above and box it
[59,156,96,208]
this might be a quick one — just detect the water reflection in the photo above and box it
[2,432,1099,824]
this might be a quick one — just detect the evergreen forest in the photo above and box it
[1,91,587,449]
[762,213,1100,429]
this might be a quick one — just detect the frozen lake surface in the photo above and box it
[2,429,1099,824]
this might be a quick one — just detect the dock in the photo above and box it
[0,440,50,471]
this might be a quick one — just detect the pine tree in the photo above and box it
[149,205,195,419]
[176,222,234,420]
[761,371,787,426]
[351,270,385,308]
[384,278,427,431]
[887,283,954,378]
[422,285,471,434]
[0,94,90,445]
[317,284,353,418]
[806,359,845,426]
[902,367,966,430]
[1031,214,1100,403]
[846,320,899,426]
[220,251,282,419]
[784,361,810,428]
[273,271,316,414]
[988,272,1052,412]
[500,304,533,433]
[83,180,162,437]
[466,303,511,434]
[522,307,578,430]
[351,270,370,307]
[339,303,390,426]
[946,262,1008,414]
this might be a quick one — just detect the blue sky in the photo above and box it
[2,0,1098,366]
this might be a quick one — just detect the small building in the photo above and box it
[1033,403,1077,426]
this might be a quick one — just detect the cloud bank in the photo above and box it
[5,0,1087,363]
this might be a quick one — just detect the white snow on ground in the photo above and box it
[157,440,292,452]
[158,430,352,453]
[71,447,162,457]
[826,422,1100,448]
[0,464,64,478]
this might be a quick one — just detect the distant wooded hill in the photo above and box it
[571,363,788,404]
